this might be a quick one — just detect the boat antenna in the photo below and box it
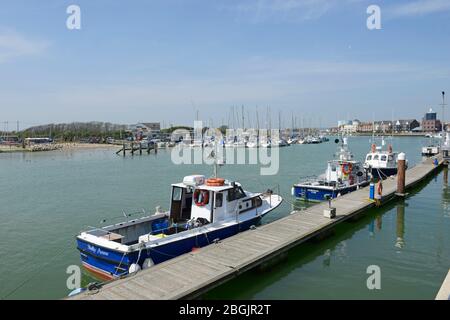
[208,150,224,178]
[441,91,447,133]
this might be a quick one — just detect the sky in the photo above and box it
[1,0,450,129]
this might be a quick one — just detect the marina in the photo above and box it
[2,0,450,306]
[1,136,449,300]
[68,150,443,300]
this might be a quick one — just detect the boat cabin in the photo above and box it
[169,175,263,225]
[365,151,397,169]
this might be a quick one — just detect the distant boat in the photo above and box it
[422,136,440,157]
[293,137,369,201]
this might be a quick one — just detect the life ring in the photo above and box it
[194,189,209,206]
[342,162,353,175]
[206,178,225,186]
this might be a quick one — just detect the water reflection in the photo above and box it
[376,214,382,231]
[396,201,406,249]
[442,168,450,218]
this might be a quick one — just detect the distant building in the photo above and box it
[358,122,373,133]
[394,119,420,132]
[421,108,442,132]
[338,119,360,134]
[129,122,161,139]
[374,121,393,133]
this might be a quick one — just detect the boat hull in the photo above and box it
[77,216,262,280]
[369,167,398,179]
[293,182,369,202]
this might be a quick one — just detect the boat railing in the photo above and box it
[298,175,319,184]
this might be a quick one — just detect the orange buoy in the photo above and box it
[206,178,225,186]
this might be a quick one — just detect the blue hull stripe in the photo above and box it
[293,182,369,202]
[78,216,261,278]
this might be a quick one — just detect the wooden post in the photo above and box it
[123,143,126,157]
[131,142,134,155]
[139,142,142,155]
[396,152,406,196]
[147,143,151,154]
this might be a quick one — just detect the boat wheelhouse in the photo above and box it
[76,175,282,281]
[293,137,369,202]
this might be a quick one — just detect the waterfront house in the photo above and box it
[394,119,420,132]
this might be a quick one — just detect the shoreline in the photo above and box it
[0,143,119,153]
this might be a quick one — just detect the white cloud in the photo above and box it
[0,29,48,63]
[389,0,450,17]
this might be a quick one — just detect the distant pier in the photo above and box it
[68,156,444,300]
[116,142,157,156]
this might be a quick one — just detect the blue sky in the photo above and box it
[1,0,450,128]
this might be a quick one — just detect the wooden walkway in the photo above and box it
[436,269,450,300]
[69,157,443,300]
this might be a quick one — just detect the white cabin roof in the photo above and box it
[171,181,237,192]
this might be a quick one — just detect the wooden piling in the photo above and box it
[139,143,142,155]
[396,152,406,196]
[131,142,134,156]
[122,143,126,157]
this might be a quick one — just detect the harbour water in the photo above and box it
[1,136,449,299]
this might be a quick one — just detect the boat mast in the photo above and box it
[256,106,260,140]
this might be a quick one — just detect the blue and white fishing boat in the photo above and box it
[292,137,369,202]
[76,168,282,280]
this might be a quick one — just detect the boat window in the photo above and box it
[215,192,223,207]
[331,165,337,172]
[366,155,372,161]
[253,196,263,207]
[388,155,394,162]
[381,155,387,162]
[227,186,246,202]
[172,187,182,201]
[373,155,379,160]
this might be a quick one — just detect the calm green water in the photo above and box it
[0,136,449,299]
